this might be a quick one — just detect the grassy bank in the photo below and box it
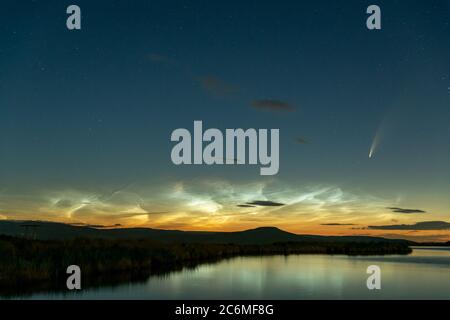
[0,235,412,295]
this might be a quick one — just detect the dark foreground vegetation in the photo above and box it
[0,235,412,296]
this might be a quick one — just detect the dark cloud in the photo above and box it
[245,200,285,207]
[251,99,295,112]
[368,221,450,230]
[197,75,237,97]
[387,207,426,214]
[321,223,357,226]
[375,233,450,243]
[295,137,308,144]
[237,204,256,208]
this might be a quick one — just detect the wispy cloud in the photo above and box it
[54,199,73,208]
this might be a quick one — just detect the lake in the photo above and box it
[13,247,450,300]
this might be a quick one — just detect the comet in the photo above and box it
[368,135,378,158]
[369,123,384,159]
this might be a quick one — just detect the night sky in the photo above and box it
[1,0,450,241]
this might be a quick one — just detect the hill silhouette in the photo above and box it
[0,220,414,245]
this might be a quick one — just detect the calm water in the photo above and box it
[17,247,450,300]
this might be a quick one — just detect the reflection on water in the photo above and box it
[15,247,450,300]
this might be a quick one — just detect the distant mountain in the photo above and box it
[0,220,415,245]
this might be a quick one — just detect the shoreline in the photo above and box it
[0,235,412,297]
